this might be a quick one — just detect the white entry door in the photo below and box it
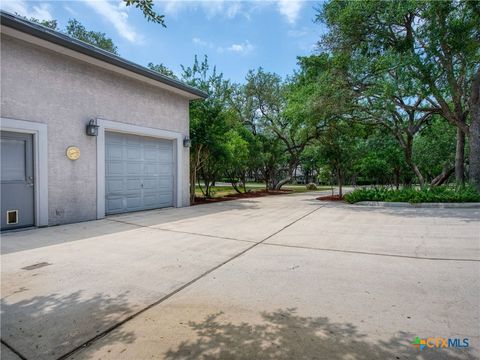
[105,132,174,214]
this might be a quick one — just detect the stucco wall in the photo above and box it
[1,34,191,225]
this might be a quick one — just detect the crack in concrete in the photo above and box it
[56,205,325,360]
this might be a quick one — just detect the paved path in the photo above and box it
[1,193,479,360]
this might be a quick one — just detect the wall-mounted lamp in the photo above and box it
[183,137,191,148]
[86,119,99,136]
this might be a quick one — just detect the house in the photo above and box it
[0,12,206,231]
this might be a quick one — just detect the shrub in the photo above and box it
[306,183,318,190]
[344,185,480,204]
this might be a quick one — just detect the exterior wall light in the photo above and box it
[86,119,99,136]
[183,137,191,148]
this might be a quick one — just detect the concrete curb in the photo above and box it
[354,201,480,209]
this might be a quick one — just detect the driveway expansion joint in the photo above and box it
[261,242,480,262]
[1,339,28,360]
[57,205,324,360]
[104,218,257,245]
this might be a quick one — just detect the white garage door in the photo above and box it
[105,132,174,214]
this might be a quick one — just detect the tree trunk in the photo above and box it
[337,168,343,198]
[228,171,244,194]
[455,127,465,184]
[404,155,425,187]
[469,68,480,190]
[275,162,298,190]
[431,165,454,187]
[410,162,425,187]
[190,167,196,204]
[403,136,425,187]
[275,175,292,190]
[394,167,400,190]
[189,145,203,204]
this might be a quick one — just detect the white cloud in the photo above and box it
[159,0,303,24]
[193,36,254,55]
[161,0,249,20]
[225,2,242,18]
[192,37,207,46]
[162,0,187,16]
[218,40,254,55]
[277,0,303,24]
[192,37,215,49]
[63,5,78,17]
[0,0,53,21]
[83,0,140,43]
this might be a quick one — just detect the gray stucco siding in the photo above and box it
[1,34,191,225]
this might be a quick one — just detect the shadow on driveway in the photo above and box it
[1,291,136,360]
[164,308,475,360]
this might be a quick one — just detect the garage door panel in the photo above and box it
[159,176,173,186]
[106,132,124,144]
[144,165,174,176]
[126,136,142,146]
[142,178,159,190]
[126,162,142,175]
[144,148,159,161]
[158,151,173,162]
[143,138,160,147]
[127,147,141,160]
[105,132,174,215]
[106,197,124,213]
[143,193,159,207]
[158,193,173,205]
[126,178,142,191]
[107,179,124,192]
[106,161,124,175]
[126,195,142,209]
[142,193,173,207]
[106,145,123,160]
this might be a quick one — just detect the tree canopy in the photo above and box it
[22,0,480,201]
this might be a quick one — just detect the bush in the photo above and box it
[344,185,480,204]
[306,183,318,190]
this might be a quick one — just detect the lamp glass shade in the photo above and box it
[86,121,99,136]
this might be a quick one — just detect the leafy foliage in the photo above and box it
[318,0,480,189]
[181,56,234,199]
[124,0,166,26]
[26,17,118,54]
[345,185,480,204]
[147,62,177,79]
[413,118,456,181]
[66,19,118,54]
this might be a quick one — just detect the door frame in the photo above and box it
[96,118,184,219]
[0,117,49,227]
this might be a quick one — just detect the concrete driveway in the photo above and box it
[1,193,479,360]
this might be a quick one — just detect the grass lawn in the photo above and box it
[195,183,331,198]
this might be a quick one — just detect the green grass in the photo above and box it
[195,183,330,198]
[283,184,331,193]
[344,185,480,204]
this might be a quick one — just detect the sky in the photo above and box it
[0,0,327,83]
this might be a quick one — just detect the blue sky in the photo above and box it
[1,1,326,83]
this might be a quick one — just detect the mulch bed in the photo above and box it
[316,194,345,202]
[193,189,293,205]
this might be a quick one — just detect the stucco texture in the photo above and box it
[1,34,191,225]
